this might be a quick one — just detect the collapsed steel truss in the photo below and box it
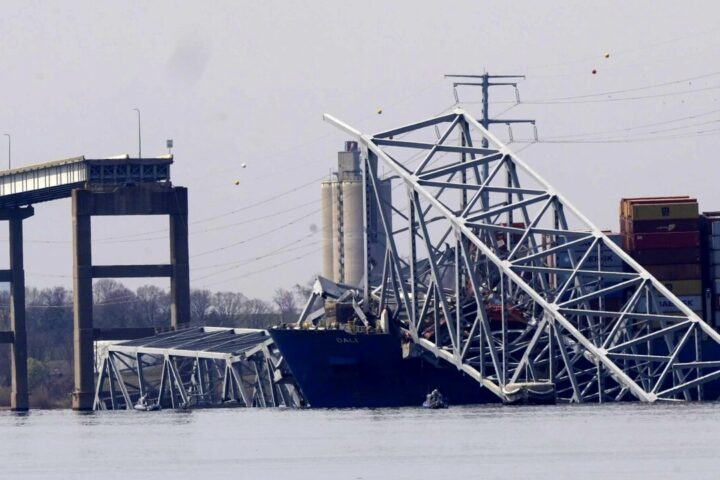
[325,107,720,403]
[94,327,303,410]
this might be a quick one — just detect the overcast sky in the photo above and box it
[0,1,719,299]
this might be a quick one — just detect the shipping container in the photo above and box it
[637,295,703,313]
[630,202,699,221]
[708,236,720,250]
[556,250,624,269]
[628,231,700,250]
[645,263,701,281]
[604,298,626,312]
[620,196,692,218]
[631,247,701,265]
[546,232,623,268]
[661,279,703,296]
[622,217,698,234]
[709,220,720,236]
[709,250,720,265]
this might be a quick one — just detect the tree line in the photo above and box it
[0,279,310,408]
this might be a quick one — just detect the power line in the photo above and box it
[92,198,323,245]
[515,27,720,76]
[198,248,321,289]
[539,126,720,144]
[529,71,720,102]
[192,208,320,258]
[525,84,720,105]
[540,107,720,141]
[194,175,324,225]
[192,233,318,271]
[192,238,320,282]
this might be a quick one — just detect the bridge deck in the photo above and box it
[0,155,172,208]
[94,327,304,410]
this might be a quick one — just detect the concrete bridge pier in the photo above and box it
[71,186,190,411]
[0,207,34,411]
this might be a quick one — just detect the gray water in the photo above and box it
[1,403,718,479]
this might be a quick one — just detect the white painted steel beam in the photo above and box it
[324,107,720,404]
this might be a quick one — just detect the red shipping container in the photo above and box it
[629,231,700,250]
[624,218,699,234]
[644,263,701,281]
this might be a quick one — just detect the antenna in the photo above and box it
[444,73,535,147]
[133,108,142,158]
[444,73,538,242]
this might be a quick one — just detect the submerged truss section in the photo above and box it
[94,327,303,410]
[325,107,720,403]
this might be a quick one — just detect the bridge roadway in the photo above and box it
[0,154,190,411]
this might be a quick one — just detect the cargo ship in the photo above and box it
[270,327,495,408]
[271,143,720,407]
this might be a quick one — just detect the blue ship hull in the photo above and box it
[270,329,497,408]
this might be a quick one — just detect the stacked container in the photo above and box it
[547,232,625,311]
[620,196,703,317]
[700,212,720,326]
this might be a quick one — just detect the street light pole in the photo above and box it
[132,108,142,158]
[3,134,10,170]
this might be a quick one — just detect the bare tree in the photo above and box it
[190,289,213,325]
[209,291,247,326]
[136,285,170,327]
[93,279,137,327]
[240,298,273,315]
[273,288,297,322]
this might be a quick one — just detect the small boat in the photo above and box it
[423,389,448,409]
[133,394,161,411]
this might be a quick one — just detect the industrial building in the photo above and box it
[320,141,390,287]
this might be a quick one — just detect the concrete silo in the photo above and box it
[319,141,390,287]
[331,181,344,282]
[342,179,364,286]
[320,180,335,280]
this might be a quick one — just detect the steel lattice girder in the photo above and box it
[324,107,720,403]
[93,328,303,410]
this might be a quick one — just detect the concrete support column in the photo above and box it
[9,214,28,411]
[169,188,190,327]
[70,186,190,410]
[72,190,95,411]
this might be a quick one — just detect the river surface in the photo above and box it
[1,403,718,479]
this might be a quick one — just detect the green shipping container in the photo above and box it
[631,202,698,221]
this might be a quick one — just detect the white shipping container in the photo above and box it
[710,235,720,250]
[711,250,720,265]
[557,247,624,269]
[637,295,703,313]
